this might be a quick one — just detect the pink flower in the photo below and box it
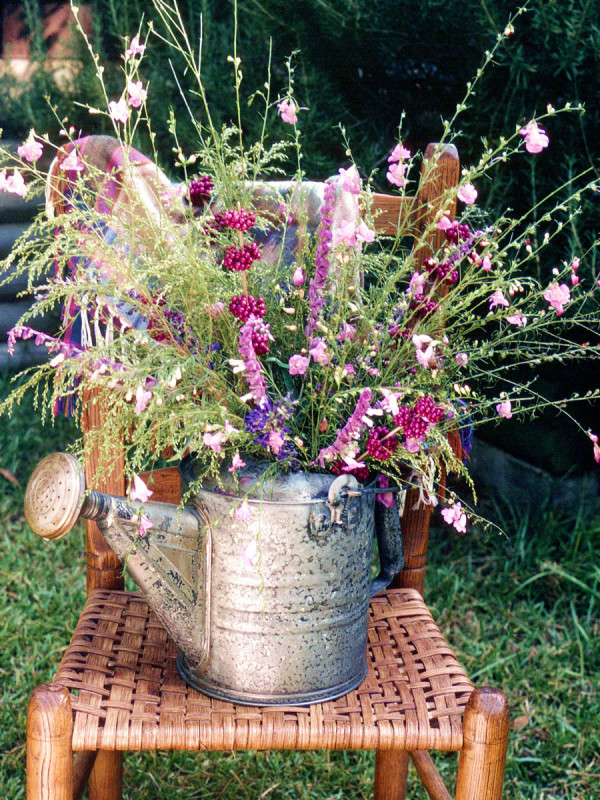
[457,183,478,205]
[519,121,549,154]
[496,399,512,419]
[379,388,402,417]
[376,474,395,507]
[590,433,600,463]
[240,539,258,567]
[137,515,154,537]
[455,352,469,366]
[338,165,361,194]
[204,430,226,453]
[356,220,376,243]
[130,475,153,503]
[234,501,254,521]
[228,453,246,472]
[489,290,509,310]
[17,133,43,162]
[412,333,437,369]
[135,384,152,414]
[481,255,492,272]
[436,216,452,231]
[289,354,309,375]
[125,35,146,60]
[506,312,527,327]
[343,363,356,378]
[571,273,580,287]
[388,144,411,163]
[60,150,84,172]
[277,98,298,124]
[404,438,421,453]
[127,80,147,108]
[441,502,467,533]
[309,338,329,366]
[208,301,225,318]
[267,430,285,454]
[386,161,407,188]
[544,283,570,315]
[292,266,305,286]
[337,323,356,342]
[109,98,130,124]
[335,220,357,247]
[0,170,27,197]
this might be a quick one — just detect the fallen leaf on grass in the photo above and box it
[0,468,20,487]
[510,714,530,731]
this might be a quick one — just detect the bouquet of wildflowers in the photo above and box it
[1,1,599,533]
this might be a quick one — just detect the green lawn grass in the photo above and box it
[1,370,598,799]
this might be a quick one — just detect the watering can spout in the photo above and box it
[24,452,211,666]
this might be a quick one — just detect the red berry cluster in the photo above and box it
[443,221,471,244]
[331,461,370,482]
[229,294,266,322]
[220,208,256,231]
[409,294,439,317]
[424,258,459,284]
[189,176,214,207]
[393,396,446,439]
[250,319,272,355]
[222,242,262,272]
[366,426,398,460]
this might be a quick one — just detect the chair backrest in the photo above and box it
[80,143,460,595]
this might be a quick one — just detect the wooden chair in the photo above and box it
[25,144,509,800]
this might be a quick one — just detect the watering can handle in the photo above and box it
[370,491,405,597]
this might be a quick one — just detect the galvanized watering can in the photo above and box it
[25,452,404,706]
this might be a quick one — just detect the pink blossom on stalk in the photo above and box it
[17,132,43,162]
[376,474,395,508]
[0,170,27,197]
[277,98,298,124]
[590,433,600,463]
[441,502,467,533]
[337,323,356,342]
[481,255,493,272]
[316,388,372,466]
[388,144,411,163]
[127,80,147,108]
[125,35,146,60]
[60,150,84,172]
[342,363,356,378]
[519,120,549,154]
[457,183,478,205]
[386,160,408,188]
[544,283,570,315]
[137,515,154,537]
[496,399,513,419]
[228,453,246,472]
[404,438,421,454]
[356,220,376,243]
[335,220,357,247]
[208,301,225,318]
[436,216,452,231]
[292,266,305,286]
[237,320,267,402]
[379,388,402,417]
[412,333,437,369]
[571,273,580,287]
[204,430,226,453]
[289,354,309,375]
[309,338,330,365]
[489,290,509,310]
[506,312,527,327]
[234,501,254,522]
[109,98,130,124]
[338,165,361,194]
[240,539,259,566]
[130,475,153,503]
[135,385,152,414]
[267,430,285,454]
[455,352,469,366]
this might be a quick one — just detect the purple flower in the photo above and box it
[289,354,309,375]
[316,388,372,466]
[306,182,336,336]
[237,320,267,403]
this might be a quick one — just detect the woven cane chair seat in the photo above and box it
[53,587,473,754]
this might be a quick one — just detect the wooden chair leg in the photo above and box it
[455,687,509,800]
[89,751,124,800]
[374,750,409,800]
[27,684,73,800]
